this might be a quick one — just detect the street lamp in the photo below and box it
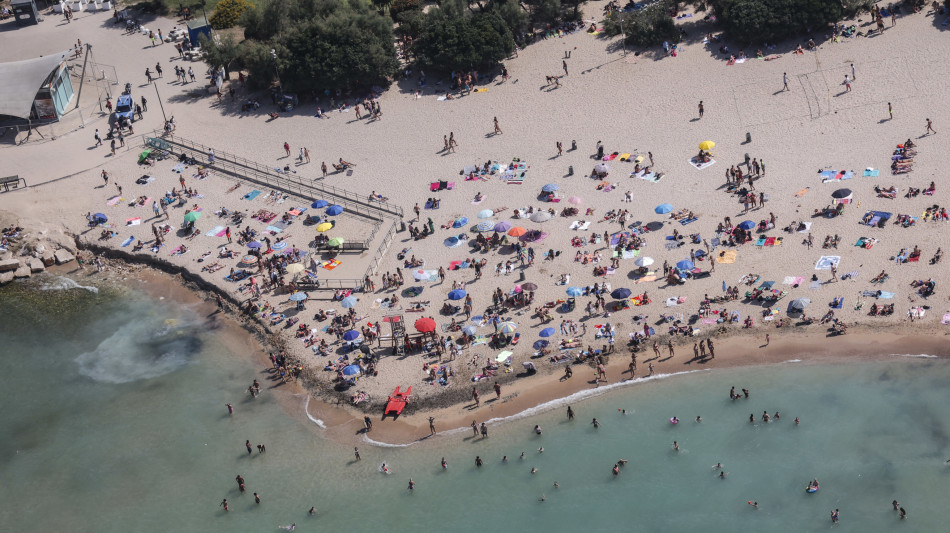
[270,48,283,95]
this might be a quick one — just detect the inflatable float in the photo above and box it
[806,481,819,493]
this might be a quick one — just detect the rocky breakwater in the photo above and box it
[0,211,77,285]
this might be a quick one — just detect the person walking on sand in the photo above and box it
[563,60,568,76]
[493,116,502,135]
[428,416,436,435]
[830,263,838,282]
[765,333,770,346]
[668,340,674,357]
[844,74,851,92]
[226,226,232,243]
[783,72,789,91]
[557,141,563,156]
[283,142,291,157]
[94,129,102,146]
[321,161,328,177]
[472,386,480,406]
[926,118,937,135]
[698,101,704,119]
[304,147,310,163]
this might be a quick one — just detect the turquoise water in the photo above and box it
[2,276,949,531]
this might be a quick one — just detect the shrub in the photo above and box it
[604,1,680,47]
[210,0,254,29]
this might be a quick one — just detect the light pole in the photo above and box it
[270,49,283,95]
[154,83,168,124]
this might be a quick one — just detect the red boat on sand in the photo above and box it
[384,386,411,417]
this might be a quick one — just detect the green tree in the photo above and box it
[705,0,843,43]
[604,1,679,47]
[210,0,254,29]
[414,1,515,72]
[200,33,244,76]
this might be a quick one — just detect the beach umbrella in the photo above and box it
[184,211,202,222]
[462,325,477,336]
[541,183,560,192]
[521,282,538,291]
[359,344,370,354]
[311,200,329,208]
[402,286,424,298]
[412,269,432,281]
[341,296,358,308]
[326,205,344,216]
[498,322,517,334]
[568,196,584,205]
[288,292,308,302]
[414,317,436,333]
[522,361,537,372]
[655,203,673,214]
[539,327,556,337]
[494,221,512,233]
[635,256,654,267]
[343,330,360,341]
[453,217,469,228]
[328,237,345,247]
[241,254,257,264]
[316,222,333,232]
[247,241,263,249]
[676,260,694,271]
[478,209,494,219]
[444,236,461,247]
[645,221,663,231]
[789,298,811,311]
[611,288,632,299]
[342,365,361,377]
[738,220,755,230]
[533,340,549,350]
[594,162,610,174]
[448,289,467,300]
[476,220,495,232]
[508,227,527,237]
[272,242,287,251]
[286,263,304,274]
[699,140,715,151]
[530,211,552,223]
[831,188,852,199]
[566,286,583,297]
[93,213,108,222]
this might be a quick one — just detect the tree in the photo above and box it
[200,33,244,77]
[705,0,843,43]
[413,1,515,73]
[604,1,680,47]
[210,0,254,29]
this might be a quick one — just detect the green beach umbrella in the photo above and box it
[328,237,345,247]
[184,211,202,222]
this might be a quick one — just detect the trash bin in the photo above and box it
[568,165,573,176]
[745,132,751,143]
[571,140,577,151]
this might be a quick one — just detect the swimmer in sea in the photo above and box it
[762,411,770,423]
[503,456,508,463]
[749,413,755,423]
[381,463,390,474]
[475,456,483,467]
[696,416,702,422]
[309,507,316,515]
[893,500,900,510]
[719,471,727,479]
[592,418,600,428]
[520,452,525,460]
[441,457,447,469]
[538,447,544,453]
[673,441,679,451]
[554,481,560,488]
[278,524,296,531]
[612,464,620,476]
[713,462,722,470]
[774,412,780,420]
[671,416,679,424]
[531,467,537,474]
[534,425,543,435]
[540,494,546,502]
[408,479,415,491]
[617,459,628,467]
[749,501,758,509]
[795,417,800,425]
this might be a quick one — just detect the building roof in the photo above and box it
[0,50,71,120]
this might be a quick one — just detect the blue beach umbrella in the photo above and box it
[444,236,460,247]
[566,286,583,297]
[311,200,329,208]
[533,340,550,350]
[453,217,469,228]
[462,325,477,335]
[655,203,673,214]
[476,220,495,232]
[343,330,360,341]
[738,220,755,230]
[478,209,494,219]
[326,205,344,216]
[539,327,556,337]
[247,241,262,249]
[93,213,108,222]
[288,292,308,301]
[676,260,694,271]
[341,296,358,308]
[448,289,467,300]
[541,183,560,192]
[611,288,632,299]
[342,365,361,377]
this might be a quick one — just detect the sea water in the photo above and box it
[2,276,950,532]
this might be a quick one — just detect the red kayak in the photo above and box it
[384,386,411,417]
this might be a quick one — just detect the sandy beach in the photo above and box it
[4,2,950,445]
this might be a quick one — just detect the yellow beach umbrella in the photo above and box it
[286,263,305,274]
[316,222,333,232]
[699,140,715,151]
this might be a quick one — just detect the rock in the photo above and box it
[41,250,55,267]
[0,271,13,284]
[0,258,20,272]
[13,266,31,278]
[54,249,75,265]
[28,258,45,273]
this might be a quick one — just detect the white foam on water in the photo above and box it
[39,275,99,293]
[361,370,706,448]
[892,353,939,359]
[303,396,327,428]
[783,359,803,363]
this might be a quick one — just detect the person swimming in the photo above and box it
[531,467,537,474]
[534,425,543,435]
[380,463,391,475]
[441,457,447,469]
[612,464,620,476]
[713,462,722,470]
[592,418,600,428]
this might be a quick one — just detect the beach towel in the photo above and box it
[125,217,141,226]
[578,221,591,231]
[810,281,822,290]
[863,169,880,177]
[831,298,844,309]
[716,250,737,264]
[604,152,619,161]
[759,281,775,290]
[619,153,631,162]
[107,196,123,206]
[797,222,812,233]
[688,157,716,170]
[321,259,342,270]
[815,256,840,270]
[755,237,766,246]
[877,291,895,299]
[170,246,184,255]
[764,237,776,246]
[665,297,682,307]
[635,275,656,284]
[216,227,228,237]
[243,190,262,201]
[794,188,810,198]
[120,236,134,247]
[679,217,698,226]
[266,225,283,234]
[206,225,226,237]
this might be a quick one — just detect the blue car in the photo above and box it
[115,94,134,122]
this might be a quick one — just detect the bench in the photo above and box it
[314,241,368,253]
[0,175,25,192]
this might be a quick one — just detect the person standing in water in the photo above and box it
[254,492,261,504]
[407,479,415,492]
[354,447,361,461]
[591,418,600,428]
[567,405,575,420]
[441,457,447,469]
[220,499,229,511]
[226,403,233,415]
[673,441,679,451]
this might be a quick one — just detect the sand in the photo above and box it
[4,3,950,444]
